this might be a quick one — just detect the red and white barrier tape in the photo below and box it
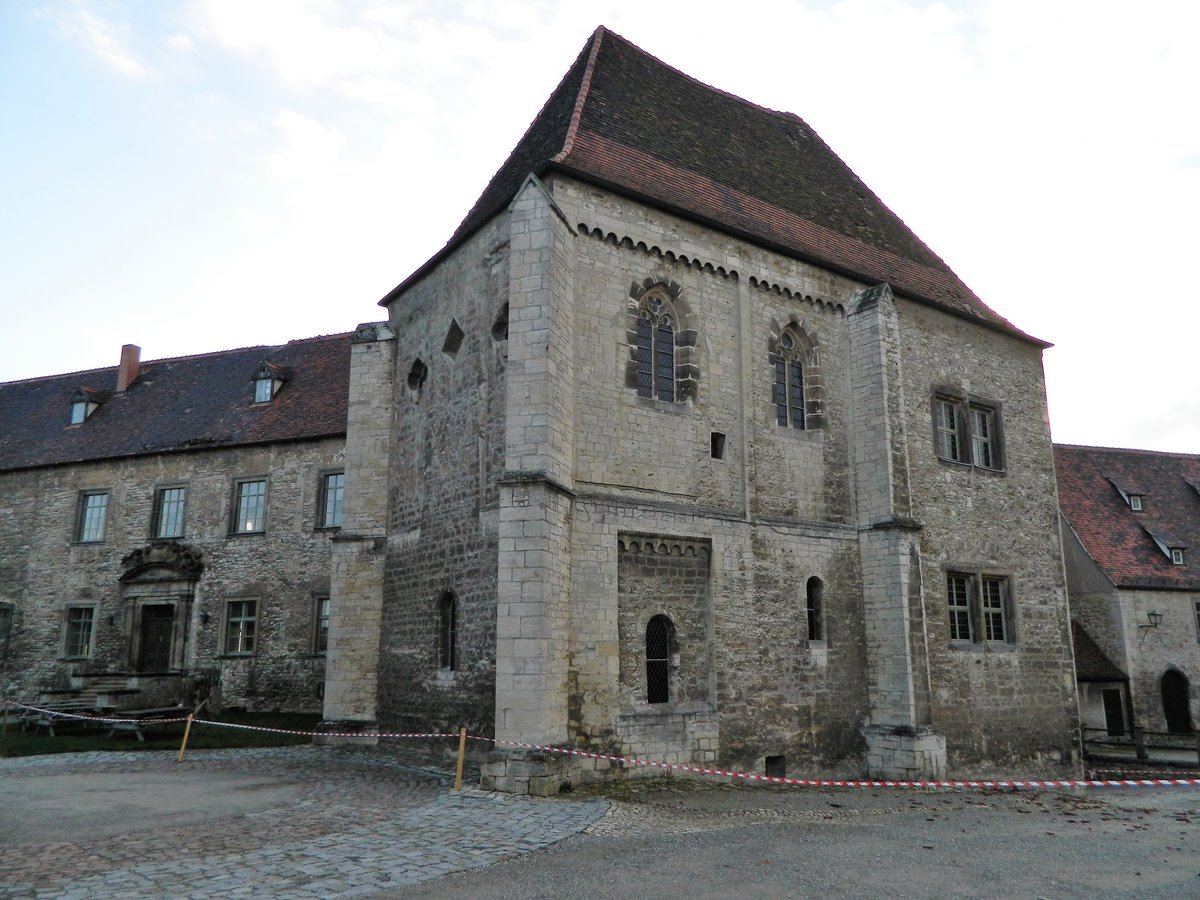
[9,702,1199,788]
[9,703,189,725]
[487,737,1200,789]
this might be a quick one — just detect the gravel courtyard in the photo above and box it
[2,747,1198,898]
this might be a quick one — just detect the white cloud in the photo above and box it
[54,7,150,78]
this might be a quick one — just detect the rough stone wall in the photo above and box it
[549,176,871,778]
[897,296,1079,769]
[0,437,343,711]
[375,213,509,736]
[1110,588,1200,733]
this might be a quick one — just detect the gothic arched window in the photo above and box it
[626,277,698,404]
[769,323,823,430]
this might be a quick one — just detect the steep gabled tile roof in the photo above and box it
[0,334,349,472]
[1055,444,1200,590]
[384,26,1043,346]
[1070,620,1128,682]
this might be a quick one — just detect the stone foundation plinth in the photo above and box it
[865,725,946,780]
[479,748,580,796]
[313,719,378,747]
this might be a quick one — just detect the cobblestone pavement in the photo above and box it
[0,746,607,898]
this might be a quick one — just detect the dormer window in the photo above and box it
[250,361,287,404]
[1106,475,1145,511]
[68,387,108,425]
[1143,525,1187,566]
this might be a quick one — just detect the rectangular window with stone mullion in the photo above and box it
[232,479,267,534]
[63,606,95,658]
[224,600,257,655]
[947,573,974,641]
[76,491,109,543]
[152,486,187,539]
[319,472,344,529]
[933,391,1004,471]
[981,576,1009,642]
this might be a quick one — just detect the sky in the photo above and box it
[1,0,1197,452]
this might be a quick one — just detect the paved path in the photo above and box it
[0,746,607,898]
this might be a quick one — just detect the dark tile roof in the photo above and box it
[0,334,349,472]
[1055,444,1200,590]
[385,26,1043,346]
[1070,620,1127,682]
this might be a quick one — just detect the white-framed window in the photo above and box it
[254,378,273,403]
[947,573,974,642]
[224,600,257,655]
[319,471,344,529]
[232,478,267,534]
[315,596,330,655]
[63,605,96,658]
[981,576,1009,642]
[947,571,1015,645]
[933,391,1004,471]
[1130,495,1143,511]
[76,491,109,543]
[1172,548,1185,565]
[70,400,89,425]
[153,486,187,539]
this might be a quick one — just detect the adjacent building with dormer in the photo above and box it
[0,335,348,712]
[1056,444,1199,737]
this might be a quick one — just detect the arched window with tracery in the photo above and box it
[626,276,698,404]
[768,322,823,430]
[645,614,675,704]
[636,295,675,401]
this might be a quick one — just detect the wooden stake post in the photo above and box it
[177,714,194,763]
[454,726,468,791]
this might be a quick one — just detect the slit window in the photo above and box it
[438,592,457,671]
[806,577,824,642]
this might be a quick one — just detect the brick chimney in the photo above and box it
[116,344,141,392]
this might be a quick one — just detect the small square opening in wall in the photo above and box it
[442,319,465,358]
[765,755,787,778]
[710,432,726,460]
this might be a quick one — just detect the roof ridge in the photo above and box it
[1056,443,1200,460]
[553,26,605,164]
[0,332,352,387]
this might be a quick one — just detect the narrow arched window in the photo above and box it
[438,592,457,671]
[636,308,675,401]
[645,614,674,704]
[806,577,824,642]
[773,330,805,429]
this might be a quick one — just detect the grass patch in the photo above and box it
[0,711,321,758]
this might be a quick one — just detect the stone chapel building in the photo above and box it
[321,27,1080,793]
